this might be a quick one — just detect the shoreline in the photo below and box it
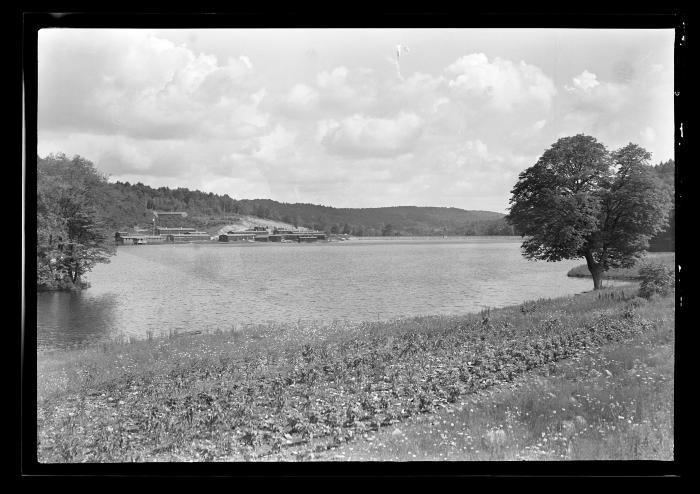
[37,282,607,356]
[566,252,675,280]
[37,284,674,462]
[108,234,523,246]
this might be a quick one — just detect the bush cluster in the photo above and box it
[639,263,674,299]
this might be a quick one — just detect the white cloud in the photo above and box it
[566,70,600,92]
[319,112,424,158]
[39,30,267,141]
[273,83,321,118]
[286,84,319,108]
[253,125,297,162]
[37,30,675,211]
[239,55,253,70]
[316,66,349,88]
[314,66,378,111]
[556,65,672,160]
[445,53,556,111]
[640,126,656,142]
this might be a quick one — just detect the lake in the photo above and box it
[36,237,619,352]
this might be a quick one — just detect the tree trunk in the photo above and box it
[72,264,81,285]
[584,252,604,290]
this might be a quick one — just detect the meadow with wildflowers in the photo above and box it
[314,292,674,461]
[37,284,674,462]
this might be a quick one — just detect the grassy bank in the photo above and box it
[37,286,674,462]
[567,252,675,280]
[312,297,674,461]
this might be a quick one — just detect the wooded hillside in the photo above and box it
[39,153,515,236]
[648,159,675,252]
[36,153,674,244]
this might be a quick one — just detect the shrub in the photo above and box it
[638,262,674,299]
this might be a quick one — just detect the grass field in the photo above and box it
[312,296,674,461]
[37,285,674,462]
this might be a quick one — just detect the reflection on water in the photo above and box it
[37,237,614,351]
[37,291,118,350]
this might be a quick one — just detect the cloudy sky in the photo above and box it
[37,28,674,213]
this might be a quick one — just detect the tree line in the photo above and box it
[648,158,675,252]
[47,159,519,236]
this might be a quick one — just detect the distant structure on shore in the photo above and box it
[115,225,331,245]
[218,226,328,243]
[115,228,211,245]
[115,210,211,244]
[151,211,188,218]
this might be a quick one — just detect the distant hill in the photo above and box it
[36,153,674,244]
[93,180,515,236]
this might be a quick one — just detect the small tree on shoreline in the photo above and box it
[506,135,673,290]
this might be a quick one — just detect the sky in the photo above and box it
[36,28,675,213]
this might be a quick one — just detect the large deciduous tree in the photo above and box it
[37,154,115,290]
[506,135,673,290]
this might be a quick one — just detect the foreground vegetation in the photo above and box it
[37,283,674,462]
[313,299,674,461]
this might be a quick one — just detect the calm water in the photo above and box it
[37,237,611,351]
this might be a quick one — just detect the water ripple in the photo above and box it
[37,238,593,350]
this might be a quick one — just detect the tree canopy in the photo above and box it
[649,159,675,252]
[37,154,115,290]
[506,135,673,290]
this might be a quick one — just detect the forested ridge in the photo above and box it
[37,153,674,240]
[102,182,517,236]
[40,154,516,236]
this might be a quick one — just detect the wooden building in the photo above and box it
[218,233,256,242]
[115,235,165,245]
[166,232,211,242]
[156,227,197,235]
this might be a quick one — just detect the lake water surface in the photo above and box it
[37,237,611,351]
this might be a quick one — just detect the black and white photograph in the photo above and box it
[26,13,682,472]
